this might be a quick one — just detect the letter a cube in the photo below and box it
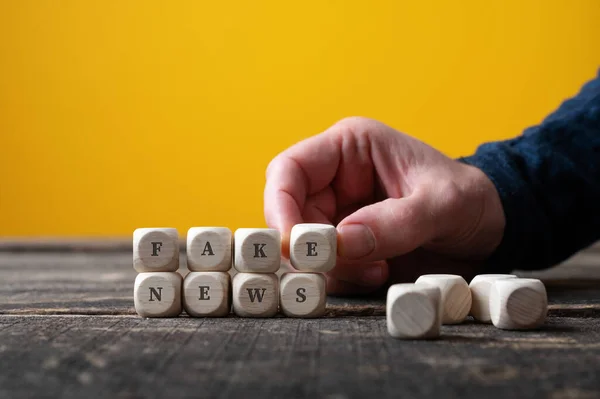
[187,227,232,271]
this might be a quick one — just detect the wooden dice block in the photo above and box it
[134,272,182,317]
[415,274,471,324]
[232,273,279,317]
[187,227,232,271]
[490,278,548,330]
[289,224,336,272]
[280,273,326,318]
[183,272,231,317]
[469,274,517,323]
[386,283,442,339]
[234,228,281,273]
[133,228,179,272]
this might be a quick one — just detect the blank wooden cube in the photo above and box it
[469,274,517,323]
[489,278,548,330]
[133,228,179,272]
[386,283,442,339]
[415,274,471,324]
[134,272,182,317]
[289,223,336,272]
[234,228,281,273]
[280,272,326,318]
[183,272,231,317]
[187,227,232,272]
[232,273,279,317]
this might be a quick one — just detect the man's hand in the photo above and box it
[264,117,505,295]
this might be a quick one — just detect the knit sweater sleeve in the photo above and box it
[460,69,600,272]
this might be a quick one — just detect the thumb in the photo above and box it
[336,192,437,261]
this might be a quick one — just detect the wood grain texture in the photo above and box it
[183,271,231,317]
[233,228,281,273]
[280,272,326,318]
[186,227,232,272]
[232,273,279,317]
[0,314,599,399]
[490,278,548,330]
[289,223,336,272]
[415,275,472,325]
[133,228,179,272]
[0,241,600,398]
[387,283,442,339]
[469,274,517,323]
[134,272,182,317]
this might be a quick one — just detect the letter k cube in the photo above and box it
[234,228,281,273]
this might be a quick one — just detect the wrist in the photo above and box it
[459,163,506,260]
[420,159,506,262]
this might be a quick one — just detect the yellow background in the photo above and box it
[1,1,599,237]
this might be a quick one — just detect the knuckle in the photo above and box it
[332,116,378,137]
[335,116,374,128]
[328,116,389,147]
[265,153,285,178]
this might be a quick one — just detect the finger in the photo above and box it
[333,203,367,225]
[302,187,336,224]
[330,117,416,209]
[329,120,376,210]
[264,130,341,252]
[263,159,305,257]
[336,189,437,262]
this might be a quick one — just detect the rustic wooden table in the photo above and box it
[0,239,599,399]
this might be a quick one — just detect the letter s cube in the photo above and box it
[280,273,326,318]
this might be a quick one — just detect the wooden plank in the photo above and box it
[1,248,599,315]
[0,237,132,252]
[0,315,598,398]
[0,241,599,397]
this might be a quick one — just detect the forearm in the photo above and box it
[461,69,600,272]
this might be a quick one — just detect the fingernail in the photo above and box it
[337,224,375,259]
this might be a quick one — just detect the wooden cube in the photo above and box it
[187,227,232,272]
[183,272,231,317]
[234,228,281,273]
[469,274,517,323]
[133,228,179,272]
[415,274,472,324]
[386,283,442,339]
[489,278,547,330]
[289,223,336,272]
[280,272,326,318]
[232,273,279,317]
[134,272,182,317]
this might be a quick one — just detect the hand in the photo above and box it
[264,117,505,295]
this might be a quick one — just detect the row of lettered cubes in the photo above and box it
[133,224,336,318]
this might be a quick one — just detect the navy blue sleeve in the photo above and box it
[460,69,600,272]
